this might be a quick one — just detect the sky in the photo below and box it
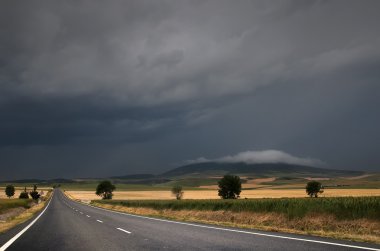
[1,0,379,179]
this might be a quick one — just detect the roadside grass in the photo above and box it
[91,196,380,244]
[0,190,52,233]
[0,199,31,214]
[94,196,380,220]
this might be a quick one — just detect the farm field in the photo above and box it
[54,173,380,192]
[66,188,380,201]
[0,187,51,199]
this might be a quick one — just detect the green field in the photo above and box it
[94,196,380,220]
[0,199,31,213]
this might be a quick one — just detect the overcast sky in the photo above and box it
[1,0,379,179]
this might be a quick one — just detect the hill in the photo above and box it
[110,174,155,180]
[161,162,364,178]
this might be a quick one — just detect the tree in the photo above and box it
[5,185,15,198]
[96,180,116,199]
[306,181,323,197]
[30,184,40,200]
[218,175,242,199]
[171,185,184,200]
[19,187,29,199]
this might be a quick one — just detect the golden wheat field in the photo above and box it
[0,187,51,199]
[66,188,380,201]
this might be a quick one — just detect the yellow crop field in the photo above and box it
[66,188,380,201]
[0,187,51,199]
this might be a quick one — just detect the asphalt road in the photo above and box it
[0,190,379,251]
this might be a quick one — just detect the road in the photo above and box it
[0,190,379,251]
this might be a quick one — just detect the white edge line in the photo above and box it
[116,227,131,234]
[0,192,54,251]
[61,191,380,251]
[85,202,380,251]
[96,220,103,223]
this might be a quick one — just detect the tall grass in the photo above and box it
[95,196,380,220]
[0,199,31,213]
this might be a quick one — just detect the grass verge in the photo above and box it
[0,190,52,233]
[0,199,32,214]
[92,197,380,244]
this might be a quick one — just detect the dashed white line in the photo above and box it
[96,220,103,223]
[80,212,83,214]
[82,202,380,251]
[86,215,90,217]
[116,227,131,234]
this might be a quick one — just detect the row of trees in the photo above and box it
[94,175,324,200]
[4,184,41,200]
[170,176,323,200]
[94,175,243,200]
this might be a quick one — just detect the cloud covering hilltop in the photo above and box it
[186,150,325,167]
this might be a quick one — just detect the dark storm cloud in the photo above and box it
[0,0,379,178]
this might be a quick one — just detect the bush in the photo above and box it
[29,191,40,200]
[218,175,242,199]
[19,187,29,199]
[5,185,15,198]
[96,180,116,199]
[171,185,184,200]
[29,184,40,200]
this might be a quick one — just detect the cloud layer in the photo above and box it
[187,150,324,167]
[0,0,379,179]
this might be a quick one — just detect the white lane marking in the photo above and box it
[86,215,90,218]
[96,220,103,223]
[0,192,54,251]
[116,227,131,234]
[81,202,380,251]
[80,212,83,214]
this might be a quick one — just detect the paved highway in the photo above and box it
[0,190,379,251]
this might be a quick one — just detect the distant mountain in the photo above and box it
[162,162,364,178]
[1,178,75,184]
[109,173,170,185]
[110,174,155,180]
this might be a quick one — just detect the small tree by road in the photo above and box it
[5,185,15,198]
[218,175,242,199]
[171,185,184,200]
[96,180,116,199]
[306,181,323,197]
[30,184,40,200]
[19,187,29,199]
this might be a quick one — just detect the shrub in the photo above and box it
[29,184,41,200]
[19,187,29,199]
[171,185,184,200]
